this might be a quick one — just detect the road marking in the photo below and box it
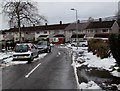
[25,63,41,78]
[56,52,61,57]
[58,52,61,55]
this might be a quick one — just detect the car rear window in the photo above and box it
[15,44,28,52]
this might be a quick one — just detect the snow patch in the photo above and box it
[1,53,47,67]
[0,52,13,60]
[79,81,101,89]
[111,71,120,77]
[11,61,27,64]
[72,47,116,71]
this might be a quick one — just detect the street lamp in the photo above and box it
[71,8,79,49]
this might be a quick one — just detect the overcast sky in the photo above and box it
[0,0,119,30]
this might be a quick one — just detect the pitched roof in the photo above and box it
[86,21,115,29]
[65,22,89,30]
[6,23,69,32]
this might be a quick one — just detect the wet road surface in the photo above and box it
[2,46,77,90]
[77,65,120,90]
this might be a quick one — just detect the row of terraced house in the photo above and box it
[0,18,119,44]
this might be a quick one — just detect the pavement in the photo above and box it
[2,46,78,90]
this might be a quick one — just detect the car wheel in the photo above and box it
[46,48,50,53]
[28,55,34,63]
[36,53,39,58]
[12,59,15,61]
[71,44,75,47]
[49,49,51,53]
[47,49,49,53]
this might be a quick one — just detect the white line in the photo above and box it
[58,52,61,55]
[25,63,41,78]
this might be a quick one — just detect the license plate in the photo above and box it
[18,56,24,58]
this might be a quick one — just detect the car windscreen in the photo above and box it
[15,44,28,52]
[37,41,47,46]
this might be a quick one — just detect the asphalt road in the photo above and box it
[2,46,77,90]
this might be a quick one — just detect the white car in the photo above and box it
[13,43,39,63]
[71,41,88,47]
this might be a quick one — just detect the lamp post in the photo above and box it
[71,8,79,49]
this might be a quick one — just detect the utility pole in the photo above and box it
[71,8,79,49]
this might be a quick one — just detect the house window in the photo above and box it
[91,30,93,33]
[37,32,39,34]
[102,29,108,33]
[87,30,90,33]
[52,38,58,42]
[95,30,97,33]
[16,38,18,41]
[44,31,47,34]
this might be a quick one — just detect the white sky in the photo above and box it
[0,0,119,30]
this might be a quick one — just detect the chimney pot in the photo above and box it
[45,23,47,26]
[77,20,80,23]
[60,21,62,25]
[99,18,102,22]
[33,24,35,27]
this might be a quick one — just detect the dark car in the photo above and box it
[37,41,51,53]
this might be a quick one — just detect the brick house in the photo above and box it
[2,19,119,44]
[65,19,119,42]
[3,21,69,44]
[65,20,89,42]
[85,19,119,39]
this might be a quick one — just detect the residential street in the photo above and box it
[2,46,78,90]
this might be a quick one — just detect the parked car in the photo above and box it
[71,40,88,47]
[13,43,39,63]
[37,41,51,53]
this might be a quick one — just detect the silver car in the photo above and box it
[37,41,51,53]
[71,40,88,47]
[13,43,39,63]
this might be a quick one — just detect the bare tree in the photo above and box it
[88,17,94,22]
[2,0,47,42]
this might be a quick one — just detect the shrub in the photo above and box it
[88,39,110,59]
[109,34,120,66]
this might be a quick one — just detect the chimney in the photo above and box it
[60,21,62,25]
[99,18,102,22]
[33,24,35,27]
[77,20,80,23]
[45,23,47,26]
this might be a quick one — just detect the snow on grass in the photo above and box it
[2,57,13,64]
[79,81,101,89]
[117,84,120,90]
[0,52,13,60]
[82,52,116,71]
[1,53,47,68]
[66,45,120,77]
[70,47,117,72]
[111,71,120,77]
[66,45,120,89]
